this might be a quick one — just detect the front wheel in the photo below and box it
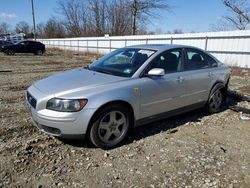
[4,49,15,55]
[207,88,224,113]
[89,105,131,149]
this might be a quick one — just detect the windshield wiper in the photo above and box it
[94,69,114,75]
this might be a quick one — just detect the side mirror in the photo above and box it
[148,68,165,76]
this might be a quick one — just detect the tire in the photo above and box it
[207,88,224,113]
[89,104,131,149]
[35,49,43,55]
[4,49,15,55]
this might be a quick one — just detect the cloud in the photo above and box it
[0,13,17,19]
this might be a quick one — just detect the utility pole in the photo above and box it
[31,0,36,40]
[131,0,137,35]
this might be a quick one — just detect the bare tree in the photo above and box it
[172,29,183,34]
[57,0,170,37]
[43,18,66,38]
[15,21,30,34]
[58,0,88,36]
[130,0,170,35]
[36,23,45,38]
[209,18,233,31]
[107,0,131,35]
[88,0,109,36]
[223,0,250,30]
[0,22,11,34]
[58,0,131,36]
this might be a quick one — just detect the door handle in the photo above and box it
[176,76,184,82]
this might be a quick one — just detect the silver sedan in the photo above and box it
[26,44,231,148]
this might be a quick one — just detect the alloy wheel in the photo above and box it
[98,110,128,145]
[36,50,43,55]
[209,89,223,112]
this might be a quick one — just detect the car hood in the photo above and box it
[33,68,128,95]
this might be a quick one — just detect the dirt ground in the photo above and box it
[0,49,250,188]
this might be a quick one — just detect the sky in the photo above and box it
[0,0,229,33]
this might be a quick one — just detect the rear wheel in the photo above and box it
[35,49,43,55]
[89,104,131,149]
[207,88,224,113]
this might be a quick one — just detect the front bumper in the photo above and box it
[26,86,96,138]
[28,106,95,137]
[29,117,86,139]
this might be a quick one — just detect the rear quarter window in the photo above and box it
[205,54,218,67]
[184,49,210,70]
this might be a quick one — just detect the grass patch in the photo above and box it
[230,66,250,76]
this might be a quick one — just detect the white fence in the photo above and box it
[39,30,250,67]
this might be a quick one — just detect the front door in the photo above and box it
[139,48,187,119]
[18,41,29,53]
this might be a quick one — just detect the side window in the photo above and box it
[20,41,28,46]
[146,49,183,74]
[184,49,209,70]
[205,54,218,67]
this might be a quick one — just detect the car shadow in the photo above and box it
[227,89,250,114]
[126,109,209,145]
[123,90,250,147]
[56,137,89,148]
[59,89,250,149]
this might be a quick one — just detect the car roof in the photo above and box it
[15,40,42,44]
[17,40,38,42]
[126,44,201,52]
[17,40,31,42]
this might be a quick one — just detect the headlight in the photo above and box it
[46,98,88,112]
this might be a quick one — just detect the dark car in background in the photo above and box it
[1,40,45,55]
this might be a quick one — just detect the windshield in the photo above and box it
[14,41,25,45]
[89,48,156,77]
[14,41,21,45]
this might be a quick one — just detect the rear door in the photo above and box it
[26,41,35,53]
[183,48,213,106]
[139,48,187,119]
[30,41,39,53]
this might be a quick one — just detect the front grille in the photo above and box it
[27,92,37,109]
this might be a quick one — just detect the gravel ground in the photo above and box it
[0,49,249,188]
